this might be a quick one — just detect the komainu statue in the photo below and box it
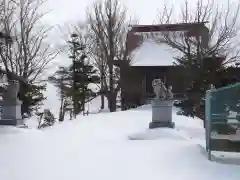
[152,79,173,100]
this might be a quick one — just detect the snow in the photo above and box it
[23,83,60,128]
[131,39,183,66]
[1,103,240,179]
[42,83,60,115]
[85,95,109,113]
[24,82,105,128]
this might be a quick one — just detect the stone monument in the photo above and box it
[0,80,23,126]
[149,79,175,129]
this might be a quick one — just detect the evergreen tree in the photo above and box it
[48,67,72,121]
[70,55,99,114]
[68,33,100,117]
[175,54,239,129]
[18,83,47,118]
[175,54,225,119]
[49,33,100,119]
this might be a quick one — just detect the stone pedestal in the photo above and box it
[0,100,23,126]
[149,99,175,129]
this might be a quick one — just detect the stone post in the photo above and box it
[0,80,23,126]
[149,79,175,129]
[149,99,175,128]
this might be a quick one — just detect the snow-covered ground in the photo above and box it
[1,105,240,180]
[24,83,109,128]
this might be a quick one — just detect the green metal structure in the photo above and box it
[205,83,240,160]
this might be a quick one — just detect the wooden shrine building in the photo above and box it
[114,22,210,110]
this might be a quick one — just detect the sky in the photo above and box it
[42,0,239,26]
[42,0,173,25]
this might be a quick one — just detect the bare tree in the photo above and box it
[0,0,61,82]
[153,0,240,119]
[155,0,240,66]
[86,0,133,112]
[0,0,61,116]
[86,28,107,110]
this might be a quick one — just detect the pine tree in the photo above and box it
[68,33,100,117]
[49,33,100,119]
[175,53,240,128]
[18,82,46,118]
[175,54,224,119]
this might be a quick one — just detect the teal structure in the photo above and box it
[205,83,240,160]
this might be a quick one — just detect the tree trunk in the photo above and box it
[58,98,64,122]
[108,48,115,111]
[62,108,66,120]
[101,93,105,109]
[108,91,117,112]
[69,109,73,120]
[100,57,105,110]
[18,81,28,118]
[82,100,85,116]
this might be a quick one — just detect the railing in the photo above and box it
[205,83,240,160]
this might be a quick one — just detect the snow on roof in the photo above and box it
[130,39,183,66]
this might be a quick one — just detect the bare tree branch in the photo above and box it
[0,0,62,84]
[85,0,136,111]
[154,0,240,66]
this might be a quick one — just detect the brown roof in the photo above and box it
[129,22,208,33]
[114,22,210,67]
[126,22,209,55]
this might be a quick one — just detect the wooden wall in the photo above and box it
[120,66,182,109]
[119,63,240,110]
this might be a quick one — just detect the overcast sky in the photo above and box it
[43,0,173,25]
[43,0,240,26]
[42,0,239,25]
